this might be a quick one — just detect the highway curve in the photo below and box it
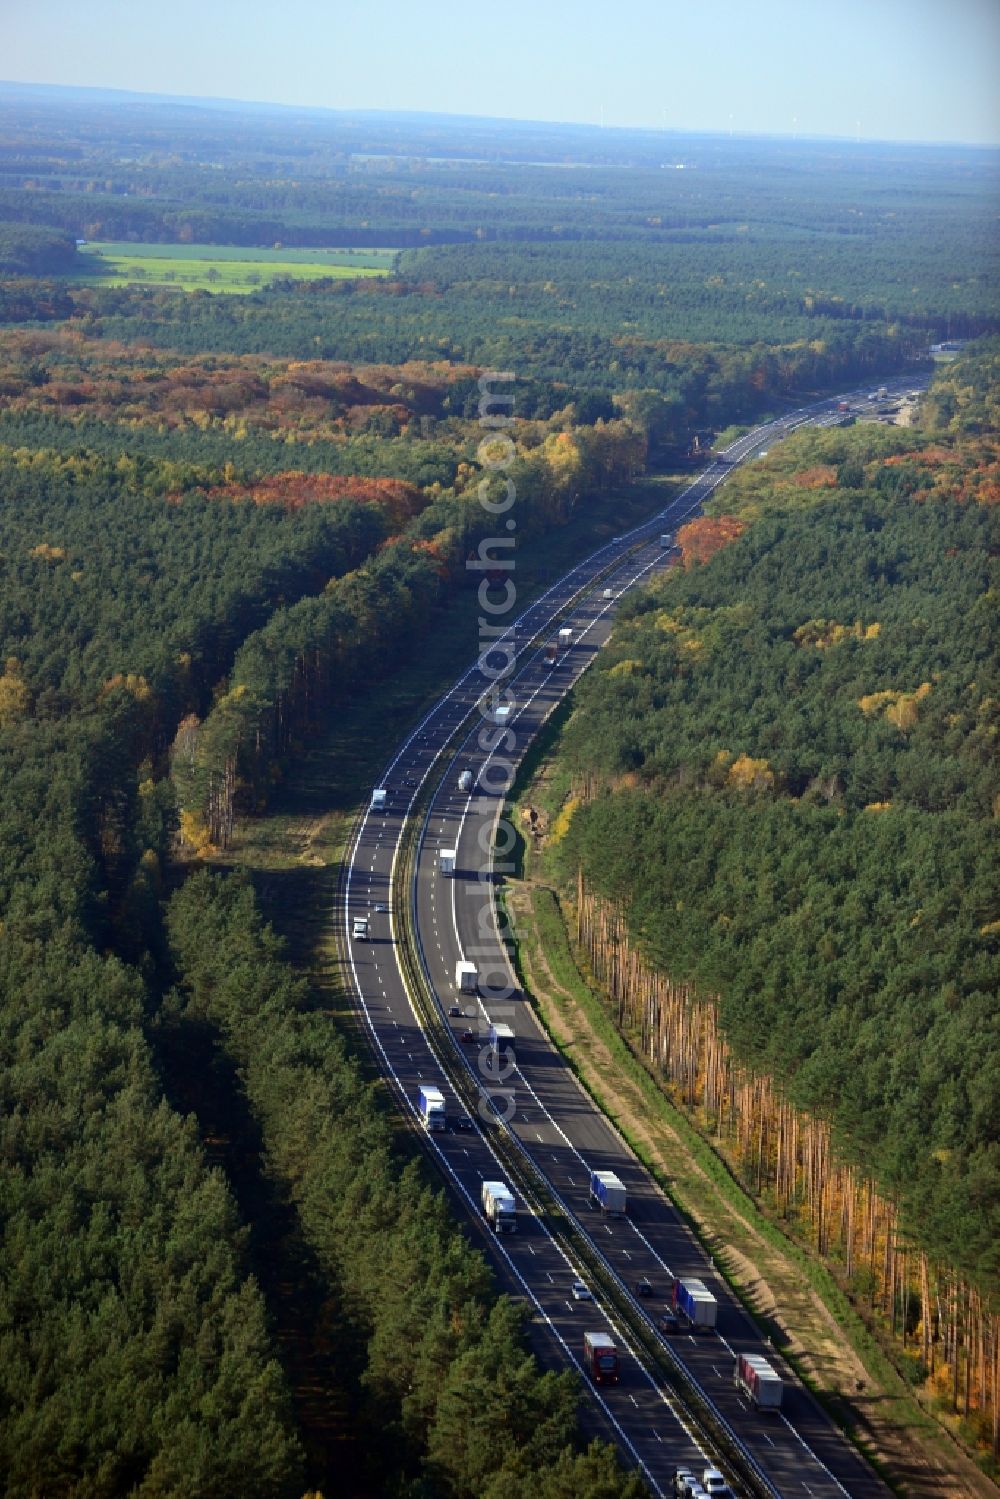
[341,382,921,1498]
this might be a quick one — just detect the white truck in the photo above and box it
[455,960,478,993]
[558,626,573,649]
[734,1352,783,1411]
[352,915,370,940]
[370,787,387,810]
[417,1084,446,1132]
[659,532,673,550]
[493,702,512,728]
[589,1169,627,1216]
[439,848,457,876]
[488,1022,515,1064]
[458,769,473,792]
[481,1179,517,1233]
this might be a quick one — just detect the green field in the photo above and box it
[76,241,393,292]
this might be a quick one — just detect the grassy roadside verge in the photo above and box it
[503,845,995,1497]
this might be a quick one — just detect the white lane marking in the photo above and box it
[777,1412,850,1495]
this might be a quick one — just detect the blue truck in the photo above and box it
[672,1276,718,1331]
[589,1169,627,1216]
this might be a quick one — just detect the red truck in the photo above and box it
[734,1351,783,1411]
[583,1331,619,1385]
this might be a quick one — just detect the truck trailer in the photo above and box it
[488,1022,515,1065]
[583,1331,619,1385]
[455,960,478,993]
[439,848,457,876]
[589,1170,627,1216]
[417,1085,446,1132]
[734,1352,783,1411]
[481,1180,517,1233]
[672,1277,718,1330]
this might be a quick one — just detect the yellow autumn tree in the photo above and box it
[0,658,30,727]
[727,752,775,791]
[542,430,583,492]
[794,619,881,649]
[30,542,66,562]
[548,795,581,846]
[99,673,152,703]
[178,809,216,858]
[858,682,931,730]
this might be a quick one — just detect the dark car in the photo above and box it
[461,1029,477,1043]
[658,1309,680,1334]
[448,1004,463,1017]
[454,1114,474,1132]
[635,1278,654,1298]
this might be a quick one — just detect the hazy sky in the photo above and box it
[6,0,1000,146]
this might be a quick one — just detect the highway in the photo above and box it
[341,381,921,1497]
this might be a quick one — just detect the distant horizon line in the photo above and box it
[2,76,998,153]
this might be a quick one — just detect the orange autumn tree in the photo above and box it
[676,514,746,567]
[203,473,425,528]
